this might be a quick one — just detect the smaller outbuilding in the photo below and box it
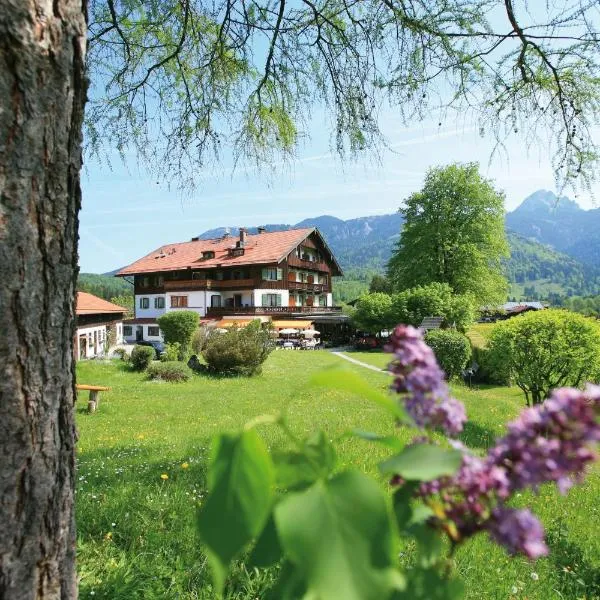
[75,292,128,360]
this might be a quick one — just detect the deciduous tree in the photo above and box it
[388,163,509,305]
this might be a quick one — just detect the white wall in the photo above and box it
[76,325,107,359]
[122,323,164,343]
[135,293,167,319]
[253,289,290,307]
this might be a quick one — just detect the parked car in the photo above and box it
[135,340,165,359]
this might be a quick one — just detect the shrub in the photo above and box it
[113,347,129,361]
[157,311,200,359]
[202,321,275,376]
[160,342,181,362]
[191,327,211,355]
[470,346,511,386]
[130,345,155,371]
[424,329,472,380]
[147,361,192,382]
[487,309,600,405]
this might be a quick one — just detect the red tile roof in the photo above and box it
[76,292,128,315]
[116,228,341,276]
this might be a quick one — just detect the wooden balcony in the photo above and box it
[164,278,264,291]
[206,306,342,317]
[287,281,326,293]
[287,255,331,272]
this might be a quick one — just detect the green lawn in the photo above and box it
[75,352,600,599]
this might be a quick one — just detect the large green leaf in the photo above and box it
[393,568,464,600]
[275,470,404,600]
[379,444,462,482]
[197,430,274,591]
[310,367,407,421]
[248,513,282,568]
[274,430,336,489]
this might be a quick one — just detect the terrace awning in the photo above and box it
[271,320,313,330]
[213,319,255,328]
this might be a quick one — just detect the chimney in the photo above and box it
[239,227,247,247]
[257,226,266,234]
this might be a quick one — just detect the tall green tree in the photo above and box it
[387,163,509,305]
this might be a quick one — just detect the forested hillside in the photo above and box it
[78,273,133,300]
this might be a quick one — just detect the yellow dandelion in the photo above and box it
[160,473,169,480]
[104,532,113,541]
[181,462,189,470]
[137,434,145,440]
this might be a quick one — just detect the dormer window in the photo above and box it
[202,250,215,260]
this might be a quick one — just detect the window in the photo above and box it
[192,271,205,280]
[321,275,328,286]
[123,326,132,336]
[262,267,283,281]
[202,250,215,259]
[215,271,224,280]
[261,293,282,307]
[148,326,160,337]
[154,297,165,309]
[170,295,188,308]
[299,272,307,283]
[318,295,326,307]
[140,297,150,309]
[211,295,222,308]
[141,276,150,288]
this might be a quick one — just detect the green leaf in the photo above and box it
[408,522,444,568]
[352,429,404,452]
[392,482,420,530]
[274,430,336,489]
[310,367,408,421]
[248,513,282,568]
[275,471,404,600]
[197,430,275,592]
[379,444,462,482]
[393,568,464,600]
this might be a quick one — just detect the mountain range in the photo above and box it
[196,190,600,300]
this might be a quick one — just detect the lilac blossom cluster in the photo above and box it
[385,325,466,435]
[414,385,600,558]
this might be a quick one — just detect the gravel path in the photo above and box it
[329,350,389,374]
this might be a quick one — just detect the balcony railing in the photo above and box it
[287,281,326,293]
[164,278,258,291]
[287,256,331,272]
[206,306,342,317]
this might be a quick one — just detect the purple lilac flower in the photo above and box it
[488,385,600,494]
[488,508,548,559]
[415,385,600,558]
[385,325,466,435]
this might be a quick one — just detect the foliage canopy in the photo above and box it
[87,1,600,191]
[487,309,600,405]
[388,163,509,305]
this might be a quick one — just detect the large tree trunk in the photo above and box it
[0,1,87,598]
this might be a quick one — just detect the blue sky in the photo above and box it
[80,111,599,273]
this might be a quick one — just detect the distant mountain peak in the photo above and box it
[514,189,581,214]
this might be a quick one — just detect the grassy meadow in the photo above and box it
[75,351,600,599]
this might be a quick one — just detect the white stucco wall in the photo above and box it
[123,323,163,343]
[135,293,167,319]
[253,289,290,307]
[76,325,107,359]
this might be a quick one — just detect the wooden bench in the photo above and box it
[76,384,110,413]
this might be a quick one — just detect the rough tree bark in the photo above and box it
[0,1,87,598]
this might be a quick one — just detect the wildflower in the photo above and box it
[104,532,112,541]
[385,325,466,435]
[181,462,189,469]
[488,508,548,559]
[531,572,539,581]
[489,385,600,494]
[160,473,169,480]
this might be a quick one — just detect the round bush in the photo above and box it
[147,361,192,382]
[424,329,472,380]
[130,345,155,371]
[202,321,274,376]
[487,309,600,405]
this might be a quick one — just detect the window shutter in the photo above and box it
[261,294,267,307]
[262,268,267,280]
[276,294,282,306]
[277,268,283,280]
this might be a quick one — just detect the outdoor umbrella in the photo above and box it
[301,329,320,337]
[279,328,299,335]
